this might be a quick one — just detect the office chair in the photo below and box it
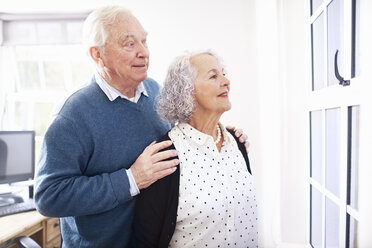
[17,237,41,248]
[0,236,41,248]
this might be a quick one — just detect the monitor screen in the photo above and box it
[0,131,35,184]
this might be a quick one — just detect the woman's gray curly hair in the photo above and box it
[157,50,219,124]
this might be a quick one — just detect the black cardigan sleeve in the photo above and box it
[226,129,251,174]
[131,133,180,248]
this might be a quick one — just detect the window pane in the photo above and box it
[14,101,29,130]
[347,106,360,210]
[310,110,323,184]
[311,0,323,15]
[326,108,340,197]
[71,60,94,88]
[311,186,323,248]
[44,61,66,91]
[326,197,340,248]
[327,0,344,87]
[312,13,325,91]
[2,44,93,141]
[17,61,40,91]
[347,214,359,248]
[33,103,55,136]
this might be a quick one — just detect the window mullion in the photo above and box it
[11,47,21,93]
[339,105,349,248]
[38,58,46,90]
[321,108,326,248]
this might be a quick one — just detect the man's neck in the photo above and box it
[101,74,138,98]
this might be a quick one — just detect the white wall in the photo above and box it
[277,0,310,246]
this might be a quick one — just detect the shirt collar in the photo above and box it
[94,72,148,102]
[177,122,232,146]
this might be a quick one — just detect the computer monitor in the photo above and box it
[0,131,35,185]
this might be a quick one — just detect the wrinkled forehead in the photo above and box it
[106,14,148,40]
[190,53,223,73]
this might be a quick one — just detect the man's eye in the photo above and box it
[124,41,135,47]
[209,74,217,79]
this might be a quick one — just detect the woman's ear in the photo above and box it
[89,46,101,64]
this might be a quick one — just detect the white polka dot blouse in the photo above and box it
[168,123,258,248]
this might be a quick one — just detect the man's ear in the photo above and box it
[89,46,102,64]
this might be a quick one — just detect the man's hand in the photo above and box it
[131,140,179,190]
[226,125,250,153]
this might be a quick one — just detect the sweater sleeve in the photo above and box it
[34,115,132,217]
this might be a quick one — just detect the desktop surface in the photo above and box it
[0,210,61,248]
[0,210,47,244]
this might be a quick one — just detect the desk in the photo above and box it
[0,211,60,248]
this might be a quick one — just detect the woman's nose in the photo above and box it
[222,76,230,86]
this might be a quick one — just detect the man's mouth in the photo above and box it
[218,92,229,97]
[132,64,147,68]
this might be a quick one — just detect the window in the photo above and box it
[0,13,94,160]
[309,0,362,247]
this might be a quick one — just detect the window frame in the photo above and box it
[308,0,361,247]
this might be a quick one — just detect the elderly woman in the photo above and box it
[132,51,258,248]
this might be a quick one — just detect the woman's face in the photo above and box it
[191,53,231,117]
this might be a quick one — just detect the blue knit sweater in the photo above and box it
[34,77,171,248]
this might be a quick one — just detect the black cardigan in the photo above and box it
[132,129,251,248]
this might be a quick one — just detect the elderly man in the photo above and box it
[35,5,248,248]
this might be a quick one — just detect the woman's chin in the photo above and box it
[224,103,232,112]
[218,105,232,115]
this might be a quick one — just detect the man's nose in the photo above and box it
[138,44,149,58]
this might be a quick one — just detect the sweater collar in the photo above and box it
[94,72,148,102]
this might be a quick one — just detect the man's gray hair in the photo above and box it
[157,50,219,124]
[82,6,131,54]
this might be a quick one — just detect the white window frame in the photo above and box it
[308,0,363,247]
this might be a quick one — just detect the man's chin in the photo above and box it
[137,73,148,82]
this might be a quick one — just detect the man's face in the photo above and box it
[100,14,149,89]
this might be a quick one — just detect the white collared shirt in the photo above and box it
[168,123,258,248]
[94,72,148,197]
[94,72,148,103]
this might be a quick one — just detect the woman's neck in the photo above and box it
[188,112,221,139]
